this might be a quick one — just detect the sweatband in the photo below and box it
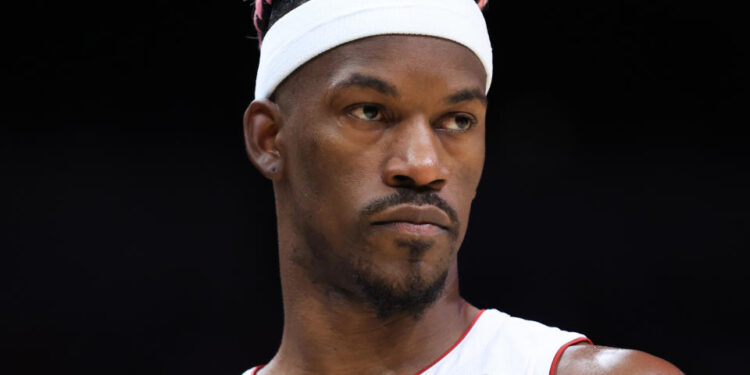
[254,0,493,100]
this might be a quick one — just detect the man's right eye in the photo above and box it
[349,104,384,121]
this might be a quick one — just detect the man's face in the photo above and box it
[272,35,487,318]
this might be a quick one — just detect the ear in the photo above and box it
[243,99,283,180]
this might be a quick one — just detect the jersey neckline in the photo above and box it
[249,308,488,375]
[413,308,487,374]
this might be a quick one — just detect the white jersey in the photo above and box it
[243,309,590,375]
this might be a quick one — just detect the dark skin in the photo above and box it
[244,35,683,375]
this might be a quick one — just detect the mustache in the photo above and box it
[360,189,459,228]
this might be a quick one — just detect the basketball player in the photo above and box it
[242,0,683,373]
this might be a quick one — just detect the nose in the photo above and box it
[382,117,449,191]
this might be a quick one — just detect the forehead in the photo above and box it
[273,35,487,102]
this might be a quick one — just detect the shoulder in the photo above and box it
[555,344,683,375]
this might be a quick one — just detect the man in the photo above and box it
[242,0,683,373]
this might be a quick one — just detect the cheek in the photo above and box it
[288,121,378,225]
[444,132,485,190]
[445,136,485,225]
[468,143,486,191]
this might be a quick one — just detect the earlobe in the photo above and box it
[243,99,283,180]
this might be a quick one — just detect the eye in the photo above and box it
[349,104,384,121]
[438,113,476,132]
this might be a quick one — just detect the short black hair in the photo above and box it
[254,0,311,42]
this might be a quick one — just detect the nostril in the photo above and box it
[389,174,445,192]
[392,174,416,187]
[428,179,447,191]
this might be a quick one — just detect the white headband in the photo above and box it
[254,0,493,100]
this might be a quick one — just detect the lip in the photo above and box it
[369,204,452,236]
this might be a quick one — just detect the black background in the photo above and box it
[3,0,747,374]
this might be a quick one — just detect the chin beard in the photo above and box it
[354,259,448,321]
[295,212,453,321]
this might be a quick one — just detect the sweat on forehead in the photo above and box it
[252,0,493,100]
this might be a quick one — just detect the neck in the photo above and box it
[262,254,478,375]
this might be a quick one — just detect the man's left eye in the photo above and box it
[349,104,384,121]
[439,114,476,132]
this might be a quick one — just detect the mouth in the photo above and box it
[372,221,445,236]
[369,204,452,237]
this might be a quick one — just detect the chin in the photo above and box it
[351,243,453,320]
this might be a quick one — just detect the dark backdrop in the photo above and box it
[3,0,747,374]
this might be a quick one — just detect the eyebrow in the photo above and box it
[331,73,487,106]
[445,88,488,106]
[332,73,400,97]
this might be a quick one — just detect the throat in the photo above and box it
[269,274,475,375]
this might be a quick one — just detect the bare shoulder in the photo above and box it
[555,344,684,375]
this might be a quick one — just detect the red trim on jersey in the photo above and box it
[549,336,593,375]
[414,309,486,375]
[249,309,487,375]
